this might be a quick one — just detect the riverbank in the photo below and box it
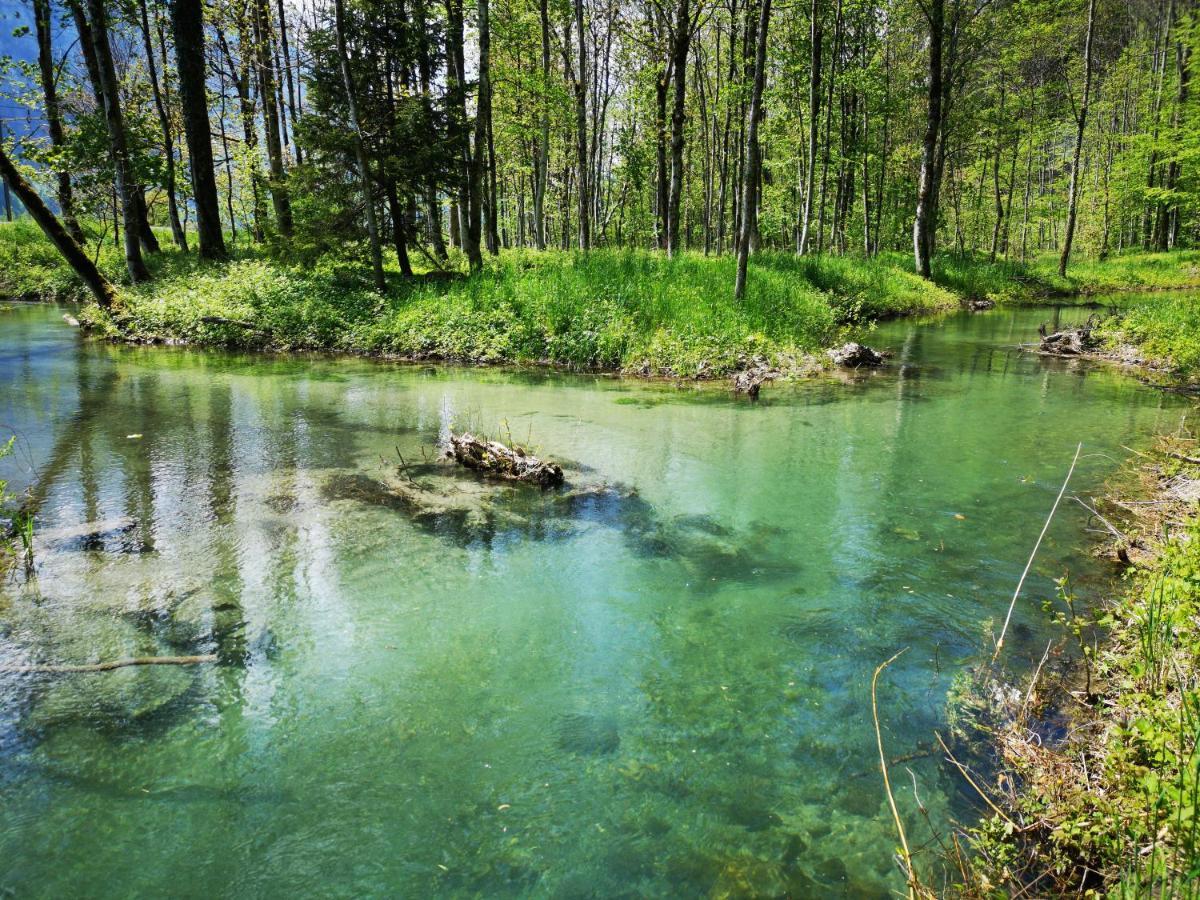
[953,436,1200,895]
[6,218,1200,378]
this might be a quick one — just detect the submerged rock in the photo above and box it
[826,342,884,368]
[556,712,620,756]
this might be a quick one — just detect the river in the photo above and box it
[0,300,1187,897]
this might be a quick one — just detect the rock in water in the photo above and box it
[556,713,620,756]
[826,342,884,368]
[967,298,995,311]
[447,433,564,488]
[732,366,775,398]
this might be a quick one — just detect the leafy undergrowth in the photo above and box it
[8,216,1200,376]
[952,437,1200,896]
[1097,294,1200,376]
[2,216,955,374]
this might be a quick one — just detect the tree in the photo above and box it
[913,0,943,278]
[1059,0,1097,278]
[0,144,117,308]
[32,0,84,244]
[734,0,770,301]
[171,0,227,259]
[333,0,385,290]
[77,0,152,282]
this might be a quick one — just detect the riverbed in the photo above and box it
[0,301,1187,897]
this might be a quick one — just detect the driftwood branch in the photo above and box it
[447,433,564,487]
[0,654,218,674]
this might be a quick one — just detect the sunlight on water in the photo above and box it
[0,301,1188,897]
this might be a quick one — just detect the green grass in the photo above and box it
[1097,294,1200,375]
[7,216,1200,376]
[0,218,959,375]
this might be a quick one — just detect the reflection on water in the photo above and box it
[0,301,1189,897]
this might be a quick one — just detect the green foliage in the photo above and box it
[63,245,958,376]
[1098,291,1200,375]
[0,436,14,570]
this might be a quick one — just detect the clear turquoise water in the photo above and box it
[0,301,1188,897]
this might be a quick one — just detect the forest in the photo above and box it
[4,0,1200,896]
[0,0,1197,297]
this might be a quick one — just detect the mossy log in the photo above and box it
[446,433,564,488]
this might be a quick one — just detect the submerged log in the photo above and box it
[827,342,884,368]
[447,433,565,488]
[0,654,217,674]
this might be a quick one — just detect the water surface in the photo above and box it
[0,301,1187,897]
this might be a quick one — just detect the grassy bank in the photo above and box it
[4,217,1200,376]
[955,438,1200,895]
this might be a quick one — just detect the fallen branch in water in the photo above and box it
[0,654,218,674]
[994,442,1082,661]
[872,648,922,900]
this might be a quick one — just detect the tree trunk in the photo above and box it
[912,0,942,278]
[252,0,292,237]
[0,145,118,308]
[1058,0,1095,279]
[79,0,151,283]
[139,0,186,250]
[734,0,770,302]
[32,0,84,244]
[171,0,227,259]
[533,0,550,249]
[797,0,821,254]
[666,0,693,257]
[333,0,385,291]
[573,0,591,249]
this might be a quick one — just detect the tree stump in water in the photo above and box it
[827,342,884,368]
[1038,319,1100,356]
[446,433,564,488]
[732,365,776,399]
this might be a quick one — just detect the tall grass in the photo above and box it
[63,246,957,375]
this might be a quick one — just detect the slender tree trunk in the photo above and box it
[912,0,942,278]
[480,0,499,256]
[274,0,301,164]
[79,0,151,282]
[171,0,227,259]
[139,0,186,250]
[0,145,117,308]
[333,0,384,291]
[387,183,414,276]
[415,0,448,259]
[734,0,770,302]
[253,0,292,237]
[798,0,821,254]
[1058,0,1095,278]
[32,0,84,244]
[533,0,550,249]
[666,0,693,257]
[573,0,591,249]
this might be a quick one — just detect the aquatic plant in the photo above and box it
[0,437,16,570]
[953,437,1200,895]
